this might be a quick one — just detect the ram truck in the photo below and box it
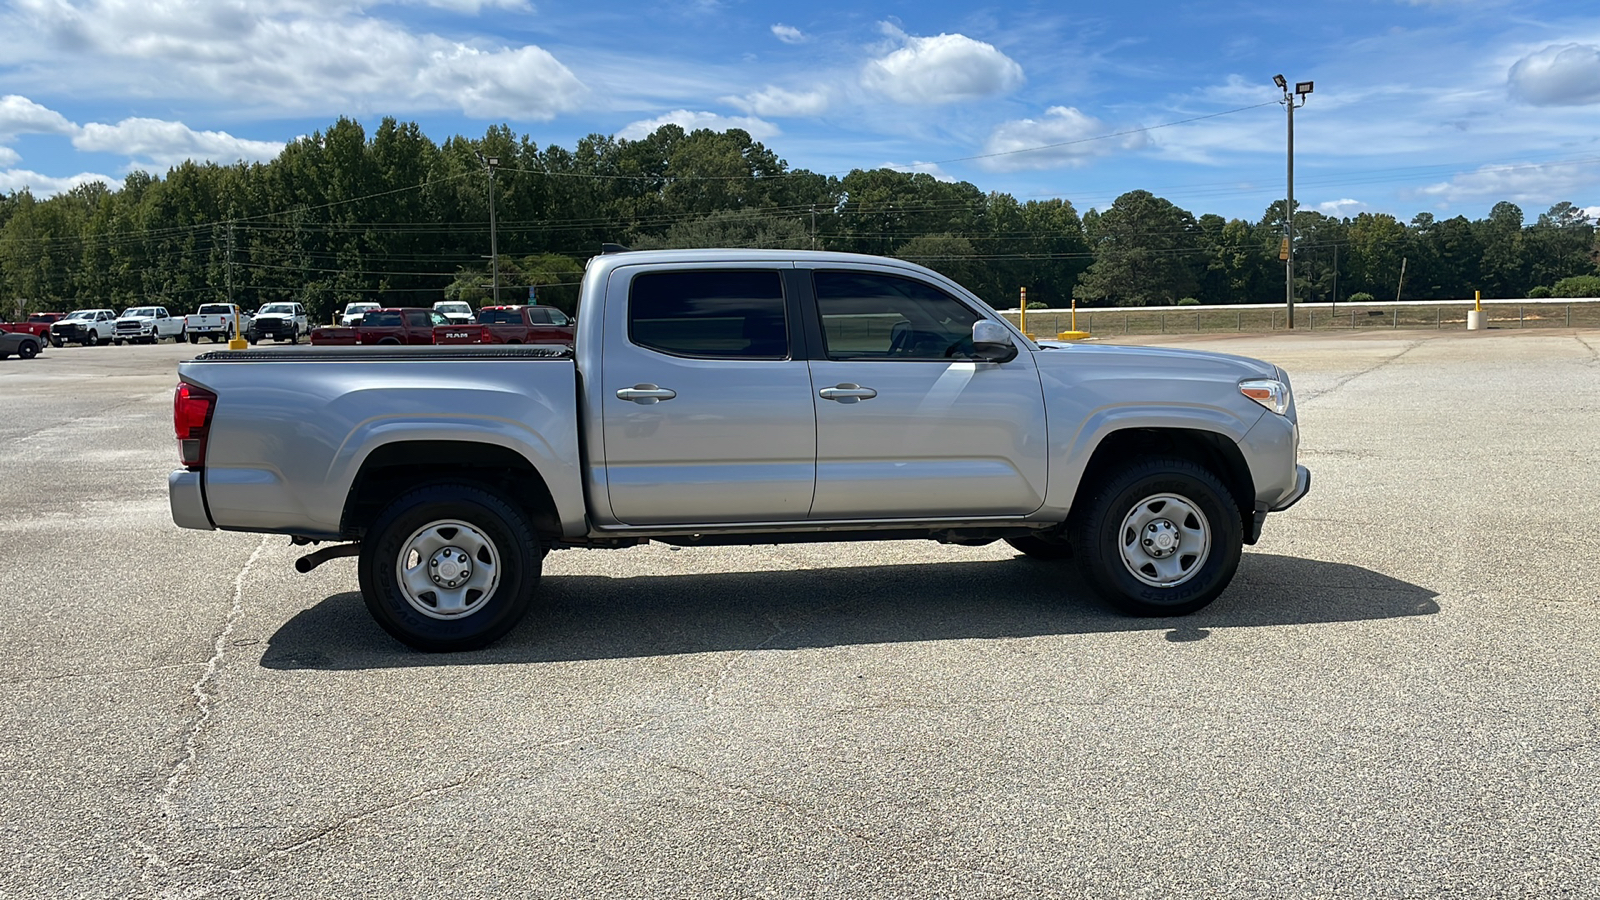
[51,309,118,346]
[310,308,447,345]
[113,306,185,344]
[1,312,64,344]
[185,304,251,344]
[168,249,1310,652]
[433,305,575,346]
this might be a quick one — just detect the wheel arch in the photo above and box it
[340,440,563,542]
[1070,427,1256,543]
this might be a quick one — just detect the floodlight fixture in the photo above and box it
[1273,73,1287,90]
[1295,81,1314,96]
[486,156,500,167]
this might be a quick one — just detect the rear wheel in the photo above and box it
[188,333,199,344]
[1070,457,1241,617]
[358,482,542,652]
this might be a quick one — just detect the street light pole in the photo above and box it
[1274,75,1312,330]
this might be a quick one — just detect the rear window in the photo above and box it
[628,270,787,360]
[478,308,522,325]
[197,304,232,315]
[362,311,401,327]
[526,308,570,325]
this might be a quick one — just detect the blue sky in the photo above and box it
[2,0,1598,223]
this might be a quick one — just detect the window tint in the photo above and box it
[526,307,570,325]
[405,310,431,327]
[478,308,521,325]
[813,271,982,360]
[364,311,401,327]
[629,270,787,359]
[198,304,232,315]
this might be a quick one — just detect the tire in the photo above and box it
[18,339,40,360]
[289,328,299,345]
[84,331,100,347]
[358,482,542,652]
[188,333,199,344]
[1070,456,1241,617]
[1005,533,1074,561]
[208,335,220,343]
[113,338,124,346]
[49,335,62,348]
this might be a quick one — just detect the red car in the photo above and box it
[0,312,65,345]
[310,308,448,345]
[432,305,575,346]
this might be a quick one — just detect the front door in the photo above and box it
[599,266,817,526]
[802,267,1049,519]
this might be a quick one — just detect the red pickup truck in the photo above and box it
[310,308,449,345]
[1,313,65,345]
[432,305,575,346]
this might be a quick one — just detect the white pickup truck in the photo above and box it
[184,303,251,344]
[169,249,1309,651]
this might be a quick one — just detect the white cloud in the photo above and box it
[1415,160,1599,207]
[3,0,587,119]
[725,86,829,117]
[1508,44,1600,106]
[885,161,955,183]
[0,147,19,167]
[617,110,780,141]
[73,118,285,167]
[0,94,78,139]
[1318,198,1366,215]
[0,168,116,196]
[771,24,806,44]
[976,106,1145,172]
[862,29,1024,105]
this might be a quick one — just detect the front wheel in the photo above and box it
[18,339,40,359]
[1071,457,1241,617]
[289,328,299,345]
[84,331,100,347]
[358,482,542,652]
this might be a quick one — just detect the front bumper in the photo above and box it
[1247,465,1311,543]
[169,470,214,530]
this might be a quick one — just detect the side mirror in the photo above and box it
[971,320,1018,363]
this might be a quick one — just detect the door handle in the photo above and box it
[616,383,677,404]
[818,383,877,403]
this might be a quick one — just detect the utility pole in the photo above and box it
[1274,75,1313,329]
[226,220,235,306]
[1332,243,1339,307]
[477,153,502,305]
[1395,257,1408,303]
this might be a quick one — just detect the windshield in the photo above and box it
[122,308,156,317]
[436,303,471,314]
[344,303,378,314]
[259,304,295,314]
[197,304,232,315]
[64,310,95,320]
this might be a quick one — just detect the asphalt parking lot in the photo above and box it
[2,329,1597,899]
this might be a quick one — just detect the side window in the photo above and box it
[629,270,787,360]
[429,311,449,326]
[812,271,982,360]
[405,310,431,327]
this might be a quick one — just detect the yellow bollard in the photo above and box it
[1018,287,1036,340]
[1057,295,1090,341]
[228,303,248,350]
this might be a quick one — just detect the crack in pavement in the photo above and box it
[1295,339,1426,403]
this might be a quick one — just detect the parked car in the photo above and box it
[185,304,252,344]
[0,312,65,345]
[50,309,118,346]
[113,306,185,344]
[433,305,576,346]
[339,302,380,327]
[169,248,1310,652]
[310,308,448,345]
[0,329,45,360]
[247,302,308,344]
[433,301,474,325]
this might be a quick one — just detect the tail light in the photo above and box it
[174,382,218,469]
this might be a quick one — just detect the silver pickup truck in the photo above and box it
[169,249,1309,651]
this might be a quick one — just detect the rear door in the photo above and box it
[598,265,817,526]
[799,266,1049,519]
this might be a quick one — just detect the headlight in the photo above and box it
[1240,378,1291,416]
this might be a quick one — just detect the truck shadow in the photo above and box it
[260,551,1439,671]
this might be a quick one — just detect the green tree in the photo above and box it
[1075,191,1201,307]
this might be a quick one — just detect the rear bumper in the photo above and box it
[169,470,214,530]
